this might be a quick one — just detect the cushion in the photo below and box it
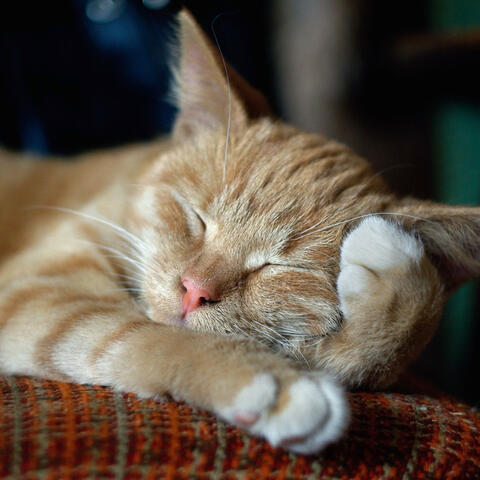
[0,376,479,479]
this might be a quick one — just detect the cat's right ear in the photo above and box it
[394,201,480,293]
[171,10,271,141]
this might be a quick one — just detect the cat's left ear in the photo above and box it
[394,200,480,292]
[171,10,271,140]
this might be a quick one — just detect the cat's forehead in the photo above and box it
[210,122,332,202]
[146,119,362,253]
[209,127,329,216]
[154,121,325,208]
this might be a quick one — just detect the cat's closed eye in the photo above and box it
[191,208,207,233]
[248,261,311,274]
[170,190,206,238]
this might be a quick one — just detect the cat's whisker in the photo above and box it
[276,325,311,337]
[229,322,257,343]
[250,319,284,345]
[115,262,149,279]
[251,319,310,368]
[287,343,310,367]
[270,319,322,367]
[362,165,412,191]
[75,239,150,278]
[104,287,145,296]
[27,206,149,254]
[116,272,145,283]
[301,335,327,349]
[293,212,336,242]
[93,247,148,275]
[211,14,231,186]
[116,274,147,290]
[293,212,435,241]
[27,205,168,274]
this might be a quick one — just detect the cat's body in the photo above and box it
[0,11,479,454]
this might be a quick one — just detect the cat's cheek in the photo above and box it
[149,305,184,326]
[143,291,184,325]
[141,268,189,312]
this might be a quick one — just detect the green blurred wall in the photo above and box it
[431,0,480,397]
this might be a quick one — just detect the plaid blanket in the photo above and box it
[0,376,479,479]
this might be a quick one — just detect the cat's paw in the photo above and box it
[337,216,424,317]
[218,372,348,454]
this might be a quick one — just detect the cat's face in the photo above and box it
[126,10,479,385]
[128,118,390,361]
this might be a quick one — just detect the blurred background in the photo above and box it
[1,0,479,402]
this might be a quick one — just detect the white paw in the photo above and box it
[338,216,424,317]
[219,373,348,454]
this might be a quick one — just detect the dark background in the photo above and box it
[1,0,479,403]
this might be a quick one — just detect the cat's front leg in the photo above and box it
[0,267,348,454]
[90,322,348,454]
[323,216,444,388]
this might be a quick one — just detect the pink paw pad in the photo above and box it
[234,411,260,426]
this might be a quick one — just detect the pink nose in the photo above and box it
[181,277,213,316]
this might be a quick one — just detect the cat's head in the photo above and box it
[126,11,480,388]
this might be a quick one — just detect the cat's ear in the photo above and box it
[394,200,480,292]
[171,10,271,140]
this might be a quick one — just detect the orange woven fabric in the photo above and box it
[0,376,479,479]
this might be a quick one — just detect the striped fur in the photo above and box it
[0,10,478,452]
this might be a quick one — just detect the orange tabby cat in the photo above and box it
[0,11,479,454]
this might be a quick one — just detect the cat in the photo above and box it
[0,10,479,455]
